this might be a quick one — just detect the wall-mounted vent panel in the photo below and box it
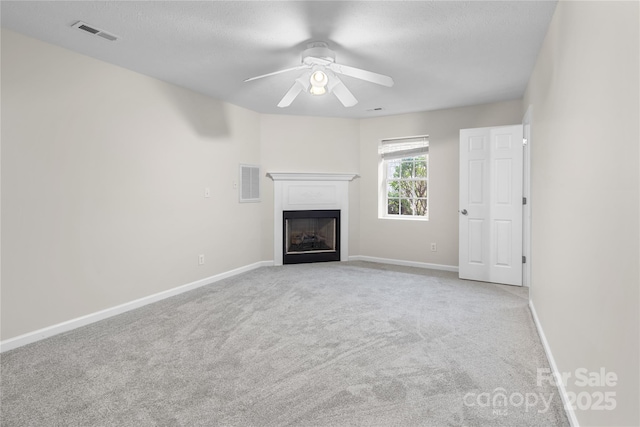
[71,21,119,42]
[239,164,260,203]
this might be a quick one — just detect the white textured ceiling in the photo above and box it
[1,1,557,119]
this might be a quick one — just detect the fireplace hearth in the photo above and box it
[283,210,340,264]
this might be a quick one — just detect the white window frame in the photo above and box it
[378,135,429,220]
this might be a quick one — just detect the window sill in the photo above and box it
[379,215,429,222]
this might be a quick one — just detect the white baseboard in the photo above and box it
[0,261,272,353]
[529,300,579,427]
[348,255,458,272]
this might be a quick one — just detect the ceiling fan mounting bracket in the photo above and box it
[306,41,328,49]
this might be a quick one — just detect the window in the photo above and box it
[379,136,429,219]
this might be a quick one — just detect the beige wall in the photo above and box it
[259,114,361,261]
[1,30,263,340]
[524,1,639,426]
[358,100,523,267]
[1,28,524,342]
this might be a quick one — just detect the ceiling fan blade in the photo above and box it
[244,64,309,83]
[277,83,303,108]
[277,71,311,108]
[328,75,358,107]
[328,62,394,87]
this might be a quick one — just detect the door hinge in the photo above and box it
[522,256,527,264]
[523,197,527,205]
[523,138,528,146]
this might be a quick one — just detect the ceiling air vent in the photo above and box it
[71,21,119,42]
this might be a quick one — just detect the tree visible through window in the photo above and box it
[379,136,429,219]
[386,155,428,216]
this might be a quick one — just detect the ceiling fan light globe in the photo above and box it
[310,70,328,88]
[310,86,327,96]
[312,70,325,82]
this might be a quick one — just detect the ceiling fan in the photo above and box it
[244,42,394,108]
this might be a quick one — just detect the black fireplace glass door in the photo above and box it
[283,210,340,264]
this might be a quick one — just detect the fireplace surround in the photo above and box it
[267,172,358,266]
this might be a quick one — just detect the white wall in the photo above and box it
[1,29,263,340]
[259,114,360,261]
[524,1,639,426]
[358,100,523,267]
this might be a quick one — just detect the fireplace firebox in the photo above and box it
[283,210,340,264]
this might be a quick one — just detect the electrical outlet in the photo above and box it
[430,243,437,252]
[198,254,205,265]
[204,188,210,198]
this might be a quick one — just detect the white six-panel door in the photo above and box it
[459,125,523,286]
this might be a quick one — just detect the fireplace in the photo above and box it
[267,172,358,266]
[283,210,340,264]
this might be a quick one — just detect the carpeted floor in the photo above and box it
[1,261,569,426]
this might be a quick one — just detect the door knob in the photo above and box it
[460,209,468,215]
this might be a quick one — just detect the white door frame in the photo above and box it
[522,106,532,288]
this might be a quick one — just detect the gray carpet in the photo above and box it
[1,261,569,426]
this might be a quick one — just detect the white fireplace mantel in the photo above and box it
[268,172,359,266]
[267,172,358,182]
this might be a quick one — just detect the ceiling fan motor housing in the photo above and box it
[302,42,335,63]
